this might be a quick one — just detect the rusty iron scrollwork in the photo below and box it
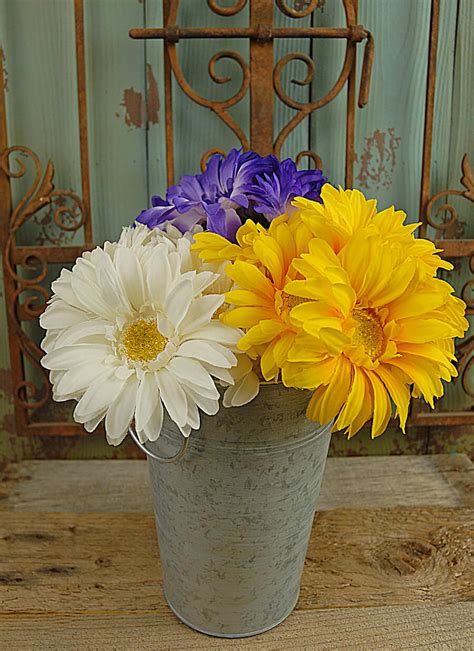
[130,0,373,183]
[1,145,86,416]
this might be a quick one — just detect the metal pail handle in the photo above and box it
[128,424,189,463]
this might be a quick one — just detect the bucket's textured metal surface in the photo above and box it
[147,384,332,638]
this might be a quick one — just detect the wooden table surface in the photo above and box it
[0,455,472,650]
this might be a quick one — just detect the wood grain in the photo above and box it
[1,455,471,512]
[0,603,472,650]
[0,506,471,615]
[0,455,474,512]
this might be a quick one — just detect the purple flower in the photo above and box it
[248,157,327,220]
[136,148,327,241]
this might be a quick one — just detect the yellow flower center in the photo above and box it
[120,318,167,363]
[276,291,308,320]
[281,292,307,311]
[351,307,384,360]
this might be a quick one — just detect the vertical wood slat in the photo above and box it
[418,0,440,238]
[430,0,457,216]
[149,2,249,184]
[0,45,27,436]
[437,0,473,416]
[84,0,148,244]
[354,0,431,220]
[345,0,357,188]
[1,0,82,244]
[73,0,92,244]
[249,0,273,155]
[310,2,347,184]
[274,8,312,163]
[163,0,175,187]
[447,0,474,220]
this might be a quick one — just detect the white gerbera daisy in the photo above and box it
[40,231,242,445]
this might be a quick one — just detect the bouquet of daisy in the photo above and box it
[40,149,468,446]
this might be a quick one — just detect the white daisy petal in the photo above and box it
[141,398,164,442]
[147,244,172,308]
[184,390,200,430]
[200,362,235,385]
[135,372,159,433]
[96,252,133,315]
[191,271,219,295]
[179,295,224,335]
[183,385,219,416]
[164,278,194,329]
[42,344,112,371]
[167,357,218,393]
[74,369,125,423]
[106,429,128,446]
[179,423,192,438]
[40,301,88,330]
[51,269,84,310]
[70,273,112,320]
[177,340,236,368]
[183,321,242,346]
[84,411,107,433]
[115,246,145,311]
[54,361,107,397]
[155,369,188,428]
[223,369,260,408]
[53,320,109,349]
[105,375,139,442]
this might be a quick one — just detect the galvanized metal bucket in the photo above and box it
[131,384,331,638]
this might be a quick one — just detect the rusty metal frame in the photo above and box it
[0,0,471,437]
[0,0,94,436]
[410,0,474,426]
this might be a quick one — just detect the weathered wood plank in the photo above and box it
[84,0,148,244]
[0,506,471,614]
[0,603,472,650]
[437,0,474,416]
[310,1,347,184]
[354,0,431,222]
[0,455,471,512]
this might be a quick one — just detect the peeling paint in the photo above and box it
[121,87,145,129]
[119,64,160,129]
[32,196,76,246]
[355,128,401,191]
[146,64,160,126]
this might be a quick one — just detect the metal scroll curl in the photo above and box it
[273,47,354,158]
[167,45,250,154]
[457,336,474,399]
[425,154,474,234]
[1,145,86,412]
[275,0,322,19]
[207,0,247,17]
[295,150,323,170]
[425,154,473,315]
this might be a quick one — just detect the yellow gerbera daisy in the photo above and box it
[282,230,468,438]
[193,215,313,380]
[293,184,454,277]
